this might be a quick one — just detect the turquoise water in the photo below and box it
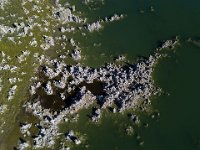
[67,0,200,149]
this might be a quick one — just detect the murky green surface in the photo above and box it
[1,0,200,149]
[75,0,200,67]
[68,0,200,149]
[147,43,200,150]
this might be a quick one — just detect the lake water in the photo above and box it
[67,0,200,149]
[1,0,200,149]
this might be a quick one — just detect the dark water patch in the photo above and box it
[31,71,106,112]
[39,94,65,111]
[63,87,80,108]
[79,79,105,95]
[32,85,78,111]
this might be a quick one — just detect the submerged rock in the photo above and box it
[125,126,134,135]
[115,55,126,62]
[158,37,179,50]
[130,114,140,124]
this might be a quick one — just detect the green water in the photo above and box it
[66,0,200,149]
[1,0,199,149]
[60,109,138,150]
[146,43,200,150]
[73,0,200,67]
